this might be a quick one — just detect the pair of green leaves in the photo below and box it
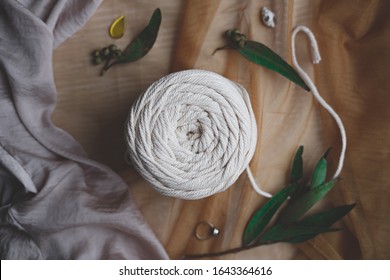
[243,146,355,246]
[214,29,310,91]
[98,8,162,75]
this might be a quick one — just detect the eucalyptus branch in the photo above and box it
[91,8,161,76]
[185,146,355,259]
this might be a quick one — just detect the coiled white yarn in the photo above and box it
[125,69,259,200]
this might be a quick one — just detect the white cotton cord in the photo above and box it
[292,25,347,179]
[125,69,272,199]
[246,166,273,198]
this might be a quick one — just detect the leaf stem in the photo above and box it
[100,60,116,76]
[212,45,231,55]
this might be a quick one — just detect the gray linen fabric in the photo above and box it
[0,0,168,259]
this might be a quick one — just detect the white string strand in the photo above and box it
[292,25,347,179]
[246,166,272,198]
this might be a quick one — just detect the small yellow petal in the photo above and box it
[109,16,125,39]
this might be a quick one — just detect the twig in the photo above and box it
[212,45,232,55]
[100,60,116,76]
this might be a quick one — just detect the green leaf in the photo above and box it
[101,8,161,75]
[237,41,310,91]
[258,224,340,244]
[282,203,356,242]
[117,8,161,63]
[298,203,356,227]
[215,30,308,91]
[290,146,304,183]
[242,183,297,246]
[277,178,339,224]
[310,158,327,188]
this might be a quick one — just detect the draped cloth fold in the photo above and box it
[0,0,167,259]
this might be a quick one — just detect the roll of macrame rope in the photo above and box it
[125,69,261,200]
[125,27,347,201]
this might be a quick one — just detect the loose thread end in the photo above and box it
[311,50,321,64]
[292,25,322,65]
